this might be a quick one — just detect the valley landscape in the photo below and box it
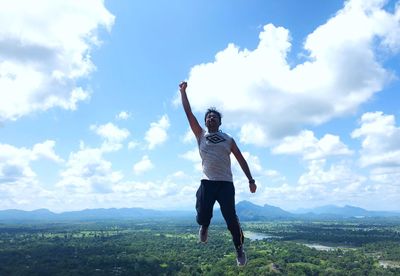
[1,202,399,275]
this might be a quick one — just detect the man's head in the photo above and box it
[204,107,222,131]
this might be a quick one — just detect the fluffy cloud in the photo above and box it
[272,130,353,160]
[369,167,400,184]
[56,145,123,194]
[31,140,64,163]
[145,115,170,149]
[0,141,62,183]
[298,159,365,188]
[262,112,400,209]
[182,128,196,144]
[1,144,36,183]
[180,148,201,163]
[133,155,154,175]
[90,122,130,152]
[0,0,114,121]
[116,111,131,120]
[182,0,400,145]
[0,141,62,210]
[91,123,130,142]
[117,170,198,208]
[0,180,54,210]
[254,159,368,209]
[180,147,202,172]
[352,111,400,167]
[101,173,198,210]
[351,111,400,189]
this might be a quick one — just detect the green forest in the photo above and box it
[0,218,399,275]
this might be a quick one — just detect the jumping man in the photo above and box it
[179,81,257,266]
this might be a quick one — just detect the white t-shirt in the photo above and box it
[198,130,233,182]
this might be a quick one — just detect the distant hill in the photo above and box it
[0,201,399,222]
[0,209,57,220]
[58,208,193,220]
[293,204,400,218]
[235,200,294,220]
[0,207,194,222]
[218,202,400,220]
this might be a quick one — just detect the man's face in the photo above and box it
[205,112,221,128]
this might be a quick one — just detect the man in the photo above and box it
[179,81,257,266]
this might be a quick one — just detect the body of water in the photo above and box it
[302,243,357,251]
[379,260,400,268]
[244,231,279,241]
[303,243,337,251]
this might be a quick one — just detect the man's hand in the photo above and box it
[178,80,203,139]
[249,181,257,193]
[179,81,187,93]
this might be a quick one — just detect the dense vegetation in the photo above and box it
[0,219,399,275]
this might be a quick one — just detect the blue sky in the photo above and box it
[1,0,400,212]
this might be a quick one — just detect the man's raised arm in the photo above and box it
[231,139,257,193]
[179,81,203,139]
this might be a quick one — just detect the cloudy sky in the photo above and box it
[1,0,400,212]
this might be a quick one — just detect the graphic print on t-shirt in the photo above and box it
[206,133,226,144]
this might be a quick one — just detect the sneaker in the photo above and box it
[236,246,247,266]
[199,226,208,243]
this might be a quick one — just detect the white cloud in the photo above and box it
[180,147,202,172]
[90,123,130,152]
[108,178,198,210]
[91,123,130,143]
[133,155,154,175]
[32,140,64,163]
[0,144,36,183]
[182,128,196,144]
[0,180,54,211]
[182,0,399,145]
[0,141,62,210]
[116,111,131,120]
[265,169,280,178]
[369,166,400,185]
[180,148,201,163]
[0,141,62,182]
[272,130,353,160]
[128,141,140,150]
[0,0,114,121]
[352,111,400,167]
[239,123,268,146]
[56,146,123,194]
[351,112,400,190]
[54,170,197,211]
[2,143,196,211]
[252,159,368,210]
[110,169,200,210]
[169,170,186,179]
[145,115,170,149]
[264,169,287,183]
[298,159,365,188]
[251,112,400,210]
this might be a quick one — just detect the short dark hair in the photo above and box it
[204,107,222,123]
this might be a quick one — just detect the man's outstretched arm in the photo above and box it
[179,81,203,139]
[231,139,257,193]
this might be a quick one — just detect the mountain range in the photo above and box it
[0,201,399,222]
[235,201,400,220]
